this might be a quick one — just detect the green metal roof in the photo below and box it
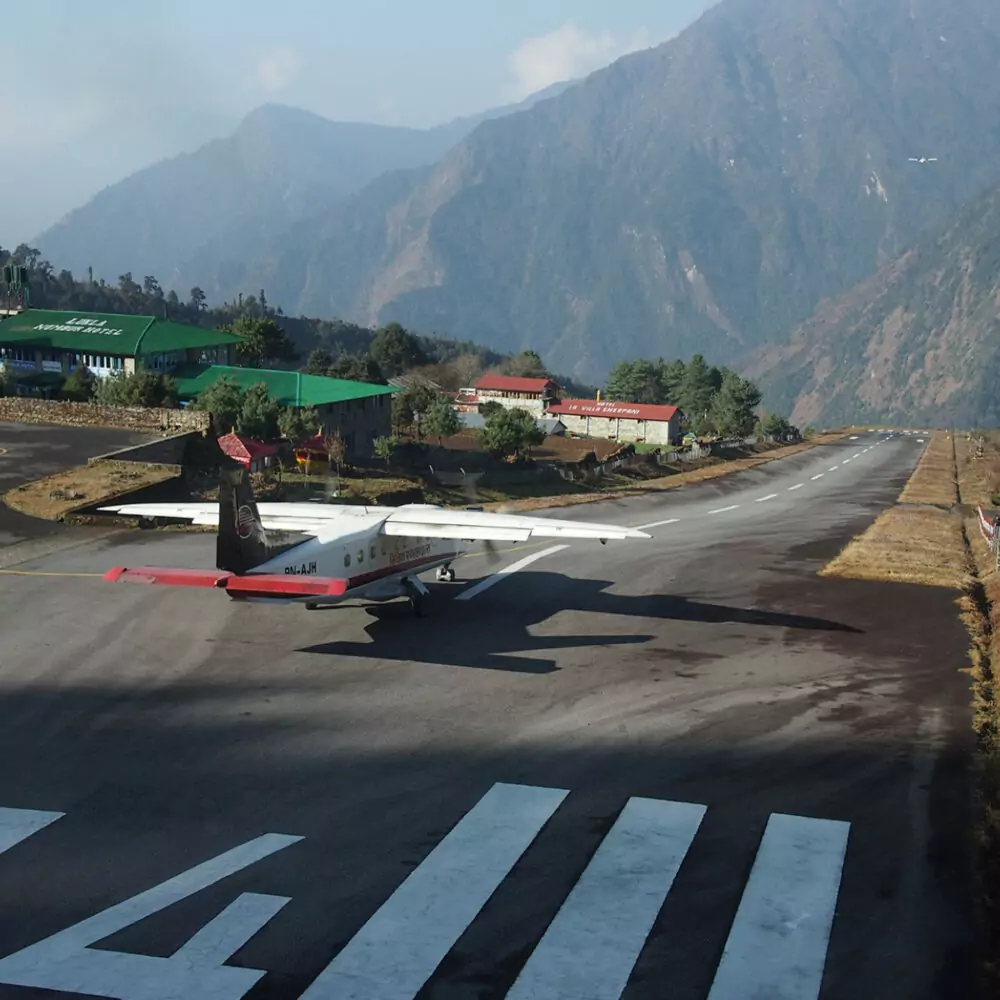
[171,364,398,408]
[0,309,243,355]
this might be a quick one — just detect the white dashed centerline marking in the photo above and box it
[635,518,681,531]
[755,495,778,503]
[456,545,569,601]
[811,474,824,481]
[787,484,804,492]
[708,505,740,515]
[829,466,840,471]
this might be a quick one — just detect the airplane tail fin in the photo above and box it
[217,465,273,574]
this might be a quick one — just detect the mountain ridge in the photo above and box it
[230,0,1000,383]
[32,81,576,300]
[747,177,1000,429]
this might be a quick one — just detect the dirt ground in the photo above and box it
[4,461,179,521]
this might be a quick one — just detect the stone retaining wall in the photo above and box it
[86,431,204,467]
[0,397,210,433]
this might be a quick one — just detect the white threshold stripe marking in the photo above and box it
[811,474,824,481]
[301,783,567,1000]
[755,494,778,503]
[707,813,850,1000]
[0,807,64,855]
[456,545,569,601]
[787,484,804,492]
[709,505,740,515]
[506,798,707,1000]
[0,833,302,997]
[635,518,681,530]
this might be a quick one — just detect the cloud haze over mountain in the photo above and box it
[2,0,709,243]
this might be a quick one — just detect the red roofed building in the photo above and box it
[473,374,558,415]
[218,432,280,473]
[548,399,682,446]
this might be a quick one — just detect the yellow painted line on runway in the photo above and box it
[0,569,103,578]
[0,448,8,456]
[457,540,553,562]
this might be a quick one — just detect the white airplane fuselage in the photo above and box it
[249,525,469,604]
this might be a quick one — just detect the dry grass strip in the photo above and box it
[4,461,178,521]
[821,506,972,589]
[956,432,1000,509]
[960,526,1000,992]
[898,432,959,507]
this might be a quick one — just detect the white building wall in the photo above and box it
[477,390,547,415]
[559,413,677,444]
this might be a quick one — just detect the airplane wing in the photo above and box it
[100,501,377,533]
[100,501,650,542]
[379,505,650,542]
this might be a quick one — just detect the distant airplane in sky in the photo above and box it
[908,157,938,163]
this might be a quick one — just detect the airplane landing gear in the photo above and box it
[403,576,431,616]
[435,564,456,583]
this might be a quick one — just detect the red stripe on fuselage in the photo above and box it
[344,550,461,591]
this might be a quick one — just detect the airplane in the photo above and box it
[908,157,938,164]
[101,466,651,616]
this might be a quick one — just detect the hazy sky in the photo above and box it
[2,0,715,244]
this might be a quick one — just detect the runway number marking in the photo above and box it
[300,782,567,1000]
[0,790,851,1000]
[0,807,64,855]
[456,545,568,601]
[0,832,301,999]
[707,813,850,1000]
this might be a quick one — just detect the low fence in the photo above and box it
[0,397,210,434]
[978,506,1000,571]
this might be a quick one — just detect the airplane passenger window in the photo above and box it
[357,549,364,563]
[370,544,377,560]
[344,553,351,567]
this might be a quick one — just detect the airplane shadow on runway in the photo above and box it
[299,572,863,674]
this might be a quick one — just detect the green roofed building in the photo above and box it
[0,308,243,381]
[173,363,397,459]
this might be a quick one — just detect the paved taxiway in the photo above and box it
[0,421,153,552]
[0,432,975,999]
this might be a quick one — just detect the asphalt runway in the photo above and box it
[0,421,154,554]
[0,430,976,999]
